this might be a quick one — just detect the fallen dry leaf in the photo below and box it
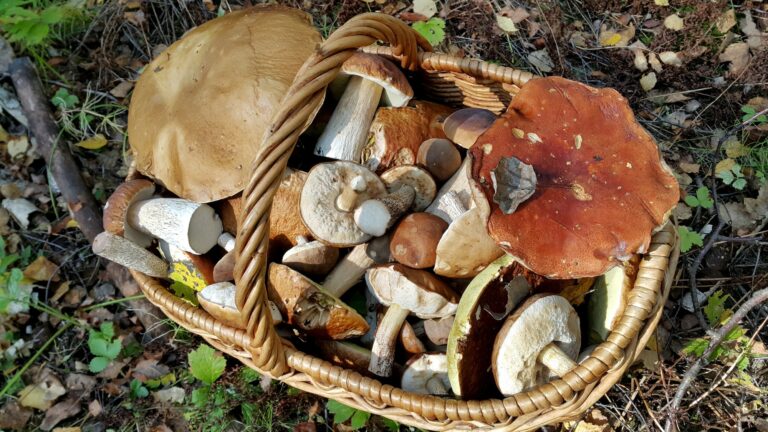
[640,72,657,91]
[133,358,170,380]
[678,161,700,174]
[599,23,635,47]
[88,399,102,417]
[109,80,134,98]
[719,42,751,77]
[65,374,97,393]
[724,140,750,158]
[718,202,757,234]
[744,182,768,222]
[76,134,108,150]
[739,11,763,49]
[648,52,662,72]
[52,428,81,432]
[18,369,67,411]
[0,400,33,430]
[40,397,81,431]
[715,158,737,175]
[664,14,684,31]
[412,0,436,19]
[496,14,518,33]
[659,51,682,67]
[7,135,30,159]
[629,41,648,71]
[673,202,692,221]
[23,256,61,282]
[715,9,737,34]
[2,198,39,229]
[527,49,554,72]
[654,0,669,5]
[152,387,185,404]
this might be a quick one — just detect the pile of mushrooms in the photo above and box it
[95,7,680,399]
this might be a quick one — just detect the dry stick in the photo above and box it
[8,57,171,342]
[663,287,768,432]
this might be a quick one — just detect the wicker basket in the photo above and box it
[132,13,680,431]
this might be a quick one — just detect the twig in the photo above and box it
[663,288,768,432]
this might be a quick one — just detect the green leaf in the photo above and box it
[678,226,704,252]
[703,291,728,326]
[350,409,371,430]
[327,400,356,424]
[89,356,111,373]
[695,187,714,209]
[684,195,699,207]
[380,417,400,432]
[130,379,149,398]
[191,386,209,408]
[100,322,115,339]
[51,88,78,109]
[39,7,63,24]
[412,18,446,46]
[188,344,226,385]
[732,178,747,190]
[87,336,108,357]
[682,338,709,357]
[724,326,747,342]
[742,105,768,123]
[717,169,735,185]
[240,368,260,384]
[736,355,750,371]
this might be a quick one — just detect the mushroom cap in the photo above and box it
[300,162,386,247]
[390,212,448,269]
[433,206,504,278]
[197,282,244,329]
[492,294,580,396]
[380,165,436,212]
[401,353,451,395]
[424,316,454,346]
[103,179,155,247]
[267,263,369,339]
[447,254,531,398]
[282,240,339,276]
[470,77,679,278]
[365,264,458,318]
[212,250,235,283]
[341,53,413,107]
[443,108,497,149]
[417,138,462,181]
[587,255,639,343]
[127,7,322,203]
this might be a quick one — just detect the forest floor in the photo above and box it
[0,1,766,431]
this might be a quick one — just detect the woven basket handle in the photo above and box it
[233,13,432,375]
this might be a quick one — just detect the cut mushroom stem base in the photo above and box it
[537,343,578,377]
[323,243,374,298]
[354,185,415,236]
[369,303,410,377]
[128,198,223,254]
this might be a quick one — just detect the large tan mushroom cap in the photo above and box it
[470,77,679,278]
[127,7,322,203]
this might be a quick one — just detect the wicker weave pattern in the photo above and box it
[131,13,680,430]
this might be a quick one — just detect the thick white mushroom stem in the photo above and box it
[128,198,223,255]
[92,232,168,278]
[369,303,410,377]
[315,77,383,162]
[218,232,235,252]
[323,243,374,298]
[537,343,578,377]
[442,191,469,221]
[354,185,415,237]
[335,175,369,212]
[427,376,448,394]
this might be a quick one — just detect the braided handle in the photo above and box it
[233,13,432,375]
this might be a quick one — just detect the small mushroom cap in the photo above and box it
[417,138,462,181]
[433,207,504,278]
[282,240,339,276]
[92,231,168,278]
[470,77,679,278]
[587,255,639,343]
[380,165,436,212]
[212,250,236,282]
[103,179,155,247]
[301,162,386,247]
[267,263,369,339]
[443,108,497,149]
[400,320,426,354]
[365,263,458,318]
[492,295,580,396]
[341,53,413,107]
[390,213,448,269]
[197,282,244,329]
[447,254,531,398]
[127,7,322,202]
[424,316,454,346]
[401,353,451,395]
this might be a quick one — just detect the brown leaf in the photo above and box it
[715,9,737,33]
[109,80,134,99]
[52,428,81,432]
[717,202,757,234]
[678,161,700,174]
[744,182,768,222]
[719,42,751,77]
[23,256,60,282]
[40,397,81,431]
[294,422,317,432]
[18,369,66,410]
[132,358,170,380]
[65,374,97,393]
[88,400,102,417]
[0,400,33,430]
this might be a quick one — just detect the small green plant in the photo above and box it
[741,105,767,124]
[88,322,122,373]
[678,226,704,252]
[684,186,714,209]
[129,379,149,399]
[0,237,31,316]
[51,87,79,109]
[188,344,226,385]
[0,1,65,47]
[717,162,747,190]
[412,17,445,46]
[327,399,371,430]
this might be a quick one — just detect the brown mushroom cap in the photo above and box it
[341,53,413,107]
[197,282,244,329]
[417,138,462,181]
[282,239,339,277]
[103,179,155,247]
[127,7,322,202]
[443,108,497,149]
[470,77,679,278]
[390,213,448,269]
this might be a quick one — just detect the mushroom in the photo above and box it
[159,240,215,292]
[127,7,322,203]
[267,263,368,339]
[469,76,679,278]
[365,264,459,377]
[314,53,413,162]
[433,209,504,278]
[442,108,497,149]
[417,139,462,181]
[316,341,374,375]
[389,213,448,269]
[446,254,531,398]
[423,316,453,346]
[212,233,236,283]
[300,162,386,247]
[92,231,168,278]
[401,353,451,395]
[400,320,426,355]
[380,165,437,212]
[425,158,474,223]
[353,185,415,237]
[362,101,454,174]
[198,282,282,329]
[282,236,339,277]
[587,255,639,343]
[492,295,581,396]
[103,179,155,247]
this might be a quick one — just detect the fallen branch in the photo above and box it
[663,287,768,432]
[6,56,171,341]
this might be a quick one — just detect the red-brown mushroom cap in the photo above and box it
[103,179,155,247]
[469,77,679,278]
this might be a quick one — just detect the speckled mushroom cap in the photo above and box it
[470,77,679,279]
[127,7,321,203]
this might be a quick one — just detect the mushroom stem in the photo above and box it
[442,191,469,221]
[354,185,415,237]
[314,76,383,162]
[323,243,374,298]
[537,343,578,377]
[426,158,473,223]
[92,231,168,278]
[218,232,235,252]
[369,303,410,377]
[426,376,449,395]
[128,198,223,254]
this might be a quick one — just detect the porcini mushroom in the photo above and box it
[128,7,322,203]
[423,316,453,346]
[197,282,244,329]
[587,256,639,343]
[103,179,155,247]
[282,236,339,277]
[417,139,462,181]
[443,108,497,149]
[446,254,531,398]
[492,295,581,396]
[400,320,426,355]
[300,162,386,247]
[380,165,437,211]
[401,353,451,395]
[389,213,448,269]
[314,53,413,162]
[213,233,236,283]
[92,231,168,278]
[425,158,474,223]
[353,185,415,237]
[365,264,459,377]
[469,77,679,278]
[267,264,368,339]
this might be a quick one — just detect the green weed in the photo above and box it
[87,321,122,373]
